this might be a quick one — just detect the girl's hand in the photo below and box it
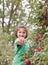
[18,37,26,45]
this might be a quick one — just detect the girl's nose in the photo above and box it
[20,33,24,36]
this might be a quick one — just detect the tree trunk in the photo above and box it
[2,0,5,32]
[7,0,21,33]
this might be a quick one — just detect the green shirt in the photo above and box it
[12,38,31,65]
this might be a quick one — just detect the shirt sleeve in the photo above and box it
[14,38,22,51]
[14,38,19,51]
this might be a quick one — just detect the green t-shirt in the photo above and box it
[12,38,31,65]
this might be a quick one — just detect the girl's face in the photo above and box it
[17,28,27,38]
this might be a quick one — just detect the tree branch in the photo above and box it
[7,0,21,33]
[2,0,5,32]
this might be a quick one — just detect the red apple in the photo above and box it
[18,37,25,45]
[44,19,48,25]
[38,38,42,42]
[24,58,31,65]
[39,31,44,35]
[34,35,40,41]
[37,46,43,51]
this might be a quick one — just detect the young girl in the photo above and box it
[12,25,31,65]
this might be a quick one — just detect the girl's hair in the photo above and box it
[14,25,28,38]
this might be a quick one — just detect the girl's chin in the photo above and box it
[18,36,24,38]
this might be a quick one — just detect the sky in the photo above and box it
[0,0,30,26]
[0,0,45,27]
[22,0,31,15]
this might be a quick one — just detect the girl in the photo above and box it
[12,25,31,65]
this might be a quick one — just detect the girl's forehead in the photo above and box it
[18,28,26,31]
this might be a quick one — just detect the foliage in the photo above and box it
[0,32,15,65]
[22,1,48,65]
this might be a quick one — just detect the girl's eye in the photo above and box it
[19,32,21,33]
[23,32,26,33]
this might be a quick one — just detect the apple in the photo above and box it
[34,35,40,41]
[38,38,42,42]
[24,58,31,65]
[44,19,48,25]
[18,37,25,45]
[37,46,43,51]
[39,31,44,35]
